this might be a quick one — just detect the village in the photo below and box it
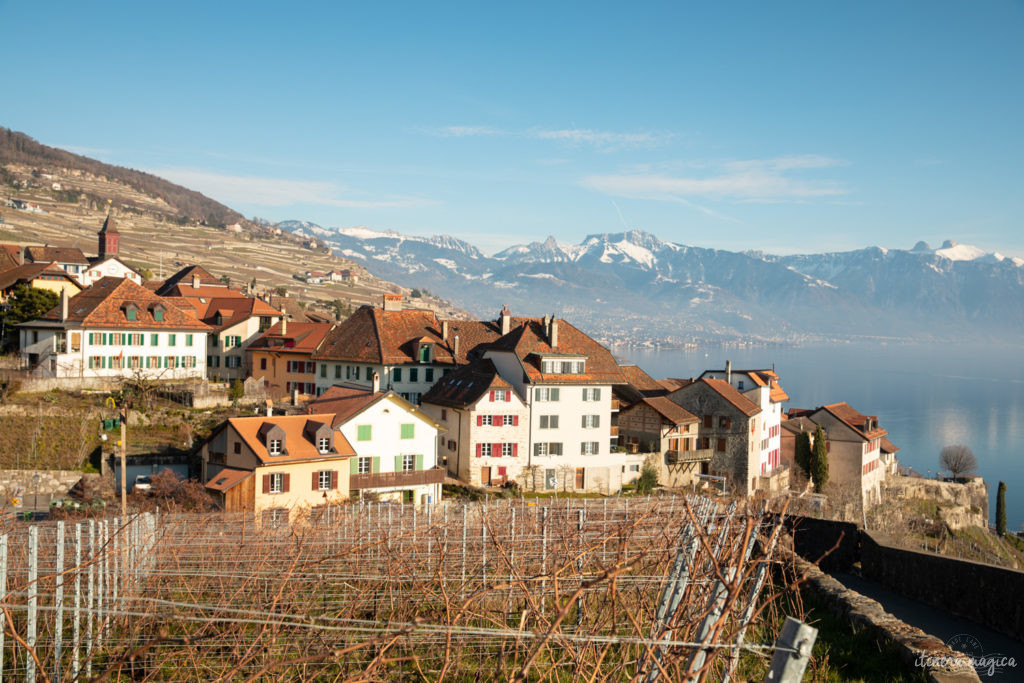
[0,210,912,522]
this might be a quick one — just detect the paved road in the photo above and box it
[833,572,1023,680]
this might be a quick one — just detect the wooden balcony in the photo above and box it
[609,425,619,437]
[610,399,622,412]
[349,466,445,490]
[665,448,714,465]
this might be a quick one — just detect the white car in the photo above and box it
[133,475,153,492]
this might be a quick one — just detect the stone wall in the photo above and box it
[0,469,84,499]
[783,515,860,572]
[785,548,980,682]
[889,476,989,527]
[861,531,1024,643]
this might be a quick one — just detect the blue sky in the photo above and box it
[3,1,1022,256]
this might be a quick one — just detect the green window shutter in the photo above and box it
[357,425,372,441]
[145,357,150,369]
[349,458,359,475]
[87,357,93,369]
[88,333,93,345]
[594,388,601,400]
[372,456,381,474]
[400,423,414,439]
[394,455,403,471]
[416,454,424,470]
[186,334,193,346]
[551,388,560,401]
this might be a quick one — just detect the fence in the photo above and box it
[0,496,814,681]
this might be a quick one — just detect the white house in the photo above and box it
[18,277,209,380]
[307,385,446,504]
[420,359,530,487]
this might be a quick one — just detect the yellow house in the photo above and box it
[0,261,82,303]
[200,413,356,524]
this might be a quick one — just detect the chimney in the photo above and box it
[442,320,449,341]
[280,315,288,336]
[59,288,69,321]
[542,315,550,339]
[18,247,24,266]
[500,306,511,335]
[372,371,380,394]
[550,317,559,349]
[453,334,460,361]
[725,360,732,384]
[382,293,402,311]
[265,398,273,417]
[291,387,299,406]
[192,273,201,289]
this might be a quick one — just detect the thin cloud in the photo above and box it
[423,125,670,149]
[149,168,436,209]
[581,155,849,203]
[58,144,113,157]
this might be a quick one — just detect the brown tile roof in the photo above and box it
[0,244,22,271]
[880,437,899,454]
[156,265,225,295]
[99,212,119,235]
[305,386,383,427]
[0,262,80,291]
[670,378,761,417]
[637,396,698,425]
[205,467,253,492]
[159,283,247,300]
[781,415,818,435]
[700,368,790,403]
[420,359,514,408]
[24,246,89,265]
[620,365,668,397]
[659,378,692,392]
[34,277,211,330]
[198,297,282,331]
[248,322,335,354]
[819,402,888,441]
[486,317,627,385]
[229,413,356,465]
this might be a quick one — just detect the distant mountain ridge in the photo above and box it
[1,128,244,226]
[278,222,1024,343]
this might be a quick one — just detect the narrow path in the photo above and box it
[832,571,1023,679]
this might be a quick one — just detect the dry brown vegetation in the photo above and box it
[0,496,808,681]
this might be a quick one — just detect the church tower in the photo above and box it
[98,206,120,259]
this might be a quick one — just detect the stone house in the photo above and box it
[247,319,335,398]
[617,396,705,488]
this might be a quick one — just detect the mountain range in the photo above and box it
[277,221,1024,343]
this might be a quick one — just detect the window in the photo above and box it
[539,415,559,429]
[441,409,447,420]
[534,442,562,456]
[150,333,158,346]
[534,387,560,402]
[357,425,372,441]
[401,454,415,471]
[407,392,420,404]
[260,358,267,370]
[334,364,342,379]
[165,356,178,369]
[357,456,371,474]
[393,367,402,382]
[125,308,137,321]
[400,423,415,439]
[168,334,177,347]
[716,438,726,452]
[582,415,600,428]
[233,442,241,454]
[480,443,493,457]
[703,415,713,428]
[320,364,327,378]
[317,470,332,490]
[268,472,284,493]
[318,437,331,454]
[501,443,513,457]
[153,309,164,322]
[719,416,732,429]
[226,356,241,368]
[490,389,510,402]
[425,368,434,383]
[737,380,745,390]
[582,388,602,401]
[629,464,640,473]
[183,355,196,368]
[268,439,283,456]
[410,368,419,383]
[581,441,599,455]
[502,414,515,426]
[186,334,193,347]
[88,356,102,369]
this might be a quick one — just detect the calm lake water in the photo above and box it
[615,342,1024,530]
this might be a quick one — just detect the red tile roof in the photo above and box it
[192,297,281,331]
[0,262,81,291]
[670,378,761,417]
[819,402,888,441]
[156,265,226,295]
[34,277,210,330]
[486,317,627,385]
[636,397,698,425]
[306,386,383,426]
[248,322,335,354]
[229,413,356,465]
[205,467,253,492]
[620,364,668,397]
[420,359,515,408]
[0,244,22,271]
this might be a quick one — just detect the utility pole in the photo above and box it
[120,404,128,517]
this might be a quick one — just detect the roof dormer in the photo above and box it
[148,302,166,322]
[416,337,434,364]
[257,422,287,457]
[303,419,335,454]
[122,302,139,322]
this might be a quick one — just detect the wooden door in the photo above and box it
[480,466,491,486]
[575,467,585,490]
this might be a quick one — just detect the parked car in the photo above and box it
[133,475,153,492]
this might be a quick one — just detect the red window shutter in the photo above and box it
[282,473,290,492]
[262,475,270,494]
[476,443,482,458]
[331,470,338,489]
[477,415,483,427]
[512,443,518,457]
[494,443,501,456]
[489,390,495,401]
[312,472,319,490]
[513,415,519,426]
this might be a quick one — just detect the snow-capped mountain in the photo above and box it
[276,221,1024,342]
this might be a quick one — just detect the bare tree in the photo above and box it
[940,444,977,480]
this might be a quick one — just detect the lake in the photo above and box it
[615,342,1024,530]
